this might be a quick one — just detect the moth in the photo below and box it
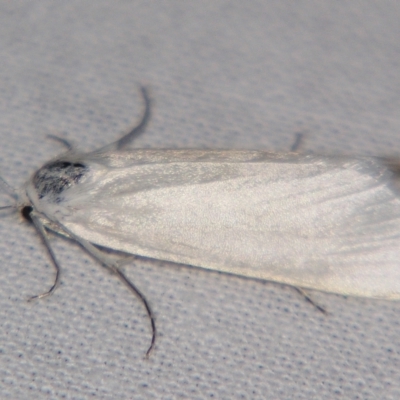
[2,87,400,356]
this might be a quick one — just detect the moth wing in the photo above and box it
[42,150,400,299]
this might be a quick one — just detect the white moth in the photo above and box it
[2,88,400,356]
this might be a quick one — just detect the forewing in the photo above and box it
[41,150,400,299]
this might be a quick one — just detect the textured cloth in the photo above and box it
[1,2,400,399]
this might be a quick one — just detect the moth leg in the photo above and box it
[293,287,327,315]
[290,133,304,152]
[0,176,18,200]
[47,134,74,151]
[115,255,139,268]
[59,226,156,357]
[0,205,15,212]
[26,210,61,301]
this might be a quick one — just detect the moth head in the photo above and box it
[31,160,88,204]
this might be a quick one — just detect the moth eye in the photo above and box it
[33,160,88,202]
[21,205,33,222]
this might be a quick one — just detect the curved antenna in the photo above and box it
[96,86,151,153]
[47,135,74,151]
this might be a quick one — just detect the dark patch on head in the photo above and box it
[33,160,87,203]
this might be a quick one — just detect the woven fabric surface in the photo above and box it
[1,2,400,399]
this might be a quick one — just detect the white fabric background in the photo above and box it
[1,1,400,399]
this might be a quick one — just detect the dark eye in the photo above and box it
[21,205,33,222]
